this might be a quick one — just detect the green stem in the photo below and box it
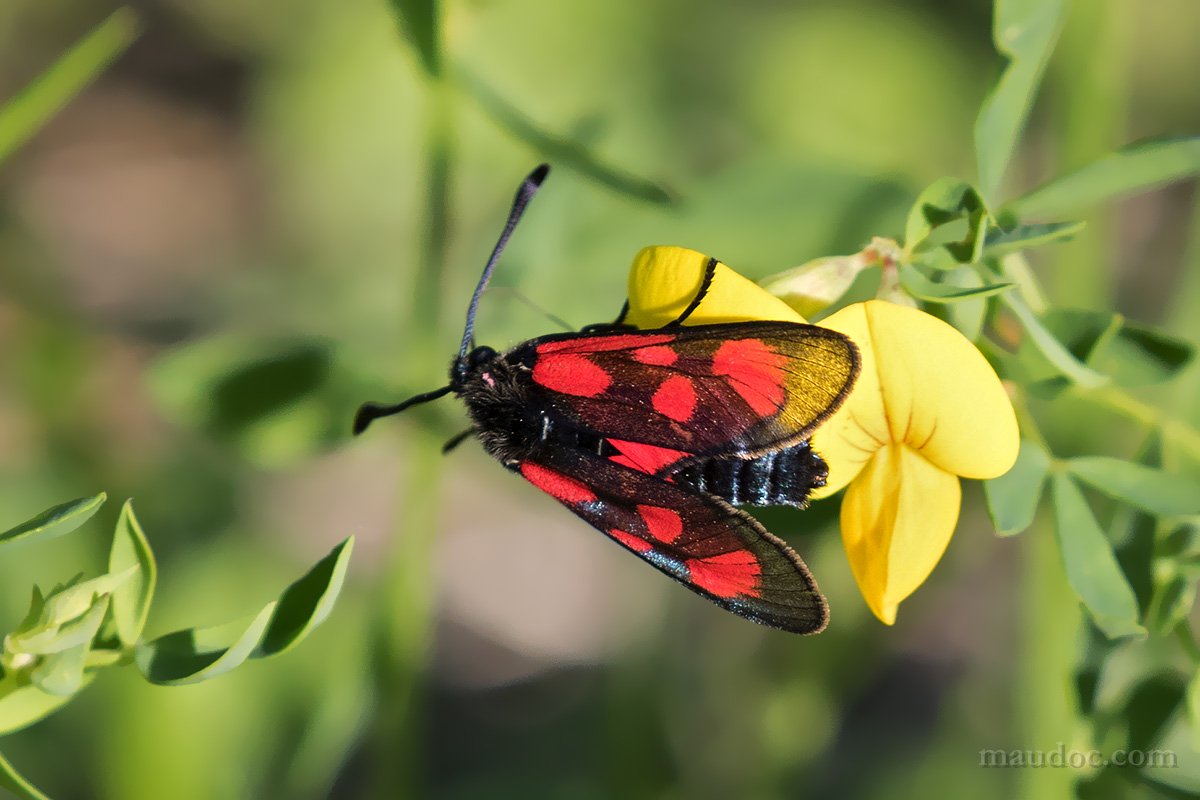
[369,70,454,799]
[1017,514,1082,800]
[1079,386,1200,459]
[1175,623,1200,667]
[83,647,126,669]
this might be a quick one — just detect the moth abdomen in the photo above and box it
[672,442,828,509]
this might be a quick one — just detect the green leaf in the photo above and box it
[898,263,1012,303]
[984,439,1051,536]
[35,567,135,634]
[458,70,674,205]
[1146,574,1195,638]
[0,674,87,735]
[1000,290,1109,387]
[15,595,108,658]
[1050,472,1145,639]
[135,602,277,686]
[903,178,989,258]
[1006,136,1200,218]
[0,750,49,800]
[980,220,1085,259]
[973,0,1067,200]
[0,8,141,165]
[942,268,988,341]
[134,537,354,685]
[1067,457,1200,517]
[149,336,363,468]
[389,0,440,76]
[1092,320,1194,386]
[1122,675,1186,766]
[6,572,131,656]
[30,640,89,697]
[108,500,156,646]
[1011,308,1194,387]
[1188,665,1200,752]
[257,536,355,658]
[0,492,106,549]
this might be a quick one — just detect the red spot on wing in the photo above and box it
[520,463,598,505]
[537,333,674,354]
[532,354,611,396]
[610,528,652,552]
[686,551,762,599]
[632,345,678,366]
[711,339,787,416]
[636,505,683,544]
[652,375,697,422]
[607,439,690,474]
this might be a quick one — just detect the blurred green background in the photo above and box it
[1,0,1199,798]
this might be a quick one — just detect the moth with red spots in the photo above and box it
[354,165,860,633]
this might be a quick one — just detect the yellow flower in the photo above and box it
[626,245,1020,625]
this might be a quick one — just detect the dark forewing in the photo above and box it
[514,324,860,464]
[515,443,828,633]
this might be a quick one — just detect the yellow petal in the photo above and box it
[813,300,1019,491]
[809,303,887,497]
[626,246,806,328]
[840,443,961,624]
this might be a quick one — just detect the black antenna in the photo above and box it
[352,164,551,437]
[458,163,550,359]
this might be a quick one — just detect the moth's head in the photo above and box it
[451,344,499,388]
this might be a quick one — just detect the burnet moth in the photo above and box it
[354,165,861,633]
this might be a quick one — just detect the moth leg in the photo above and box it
[665,257,717,327]
[611,298,630,326]
[442,428,476,454]
[577,254,712,332]
[580,299,635,333]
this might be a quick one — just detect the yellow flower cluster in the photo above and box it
[626,246,1019,624]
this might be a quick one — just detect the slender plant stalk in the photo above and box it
[369,73,454,799]
[1016,516,1082,800]
[1042,0,1127,309]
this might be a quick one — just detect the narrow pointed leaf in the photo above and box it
[0,8,140,164]
[942,268,988,341]
[985,439,1051,535]
[1000,290,1109,387]
[974,0,1066,200]
[981,220,1085,259]
[1188,666,1200,752]
[1050,472,1145,639]
[0,750,49,800]
[1067,457,1200,517]
[13,596,109,657]
[35,566,135,632]
[1147,575,1196,638]
[459,70,673,205]
[109,500,156,646]
[1091,320,1194,386]
[0,493,106,549]
[388,0,440,76]
[257,536,355,658]
[135,602,277,686]
[899,263,1012,303]
[903,178,989,255]
[1006,136,1200,217]
[0,675,91,735]
[30,640,89,697]
[133,537,354,684]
